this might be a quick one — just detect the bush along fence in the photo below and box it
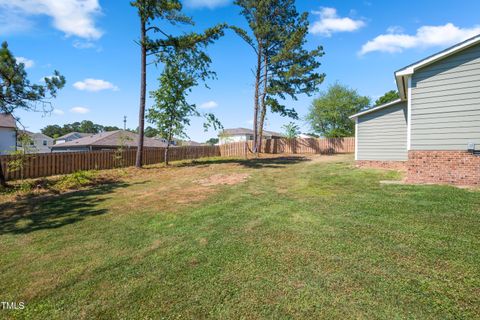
[0,137,354,181]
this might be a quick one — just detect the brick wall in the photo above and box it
[407,150,480,186]
[356,160,407,171]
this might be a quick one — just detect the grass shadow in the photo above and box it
[0,181,133,235]
[175,156,312,169]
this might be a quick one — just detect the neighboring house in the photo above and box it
[18,131,54,153]
[219,128,282,145]
[0,114,16,155]
[51,130,167,152]
[55,132,91,145]
[350,34,480,186]
[154,137,177,146]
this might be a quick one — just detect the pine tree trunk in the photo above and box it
[135,19,147,168]
[252,43,262,156]
[0,159,6,187]
[258,107,267,153]
[258,52,269,153]
[164,145,170,166]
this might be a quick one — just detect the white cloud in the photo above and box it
[386,26,404,34]
[0,0,103,39]
[360,23,480,55]
[73,79,119,92]
[16,57,34,69]
[70,107,90,114]
[72,40,96,49]
[0,8,33,35]
[310,7,366,37]
[52,109,65,115]
[184,0,230,9]
[199,101,219,109]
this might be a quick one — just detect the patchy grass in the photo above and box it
[0,154,479,319]
[0,170,122,200]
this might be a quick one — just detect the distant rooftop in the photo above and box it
[56,132,92,140]
[51,130,168,149]
[20,130,54,139]
[222,128,281,137]
[0,114,16,128]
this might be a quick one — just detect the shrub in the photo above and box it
[56,170,98,190]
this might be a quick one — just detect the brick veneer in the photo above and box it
[406,150,480,186]
[356,160,407,171]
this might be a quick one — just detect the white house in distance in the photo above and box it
[350,34,480,186]
[219,128,282,145]
[18,131,54,154]
[0,114,16,155]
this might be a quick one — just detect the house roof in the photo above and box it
[51,130,168,149]
[395,33,480,99]
[56,132,91,140]
[221,128,282,137]
[20,131,53,140]
[349,99,404,119]
[0,113,16,128]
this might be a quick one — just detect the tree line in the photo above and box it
[40,121,163,139]
[41,121,121,138]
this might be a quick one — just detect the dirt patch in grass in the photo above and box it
[195,173,250,186]
[172,185,215,205]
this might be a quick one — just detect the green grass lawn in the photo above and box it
[0,154,479,319]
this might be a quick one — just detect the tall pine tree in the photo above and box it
[233,0,325,153]
[131,0,225,167]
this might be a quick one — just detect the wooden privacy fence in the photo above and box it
[0,137,354,181]
[0,146,220,181]
[264,137,355,154]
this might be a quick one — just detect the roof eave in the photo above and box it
[393,34,480,100]
[349,99,403,119]
[395,74,409,101]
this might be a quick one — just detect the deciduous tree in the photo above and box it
[147,48,222,165]
[41,122,121,138]
[375,90,399,106]
[205,138,219,145]
[144,126,160,138]
[306,83,370,138]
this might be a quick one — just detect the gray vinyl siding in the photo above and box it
[411,43,480,150]
[357,102,408,161]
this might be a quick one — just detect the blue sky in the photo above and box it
[2,0,480,141]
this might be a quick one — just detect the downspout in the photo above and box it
[407,76,412,151]
[354,118,358,161]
